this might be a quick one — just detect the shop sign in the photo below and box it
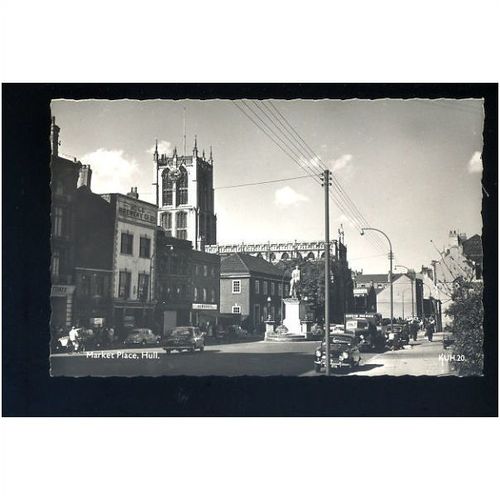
[192,303,218,311]
[117,199,156,225]
[50,285,75,297]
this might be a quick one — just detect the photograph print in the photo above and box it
[48,97,485,378]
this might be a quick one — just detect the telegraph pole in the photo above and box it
[321,170,332,376]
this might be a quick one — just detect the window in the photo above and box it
[263,281,268,295]
[202,288,207,302]
[210,288,216,303]
[80,274,91,296]
[278,283,283,296]
[271,282,275,296]
[54,180,64,196]
[95,275,106,296]
[194,287,198,301]
[232,305,241,314]
[161,213,172,235]
[232,280,241,294]
[139,237,151,258]
[203,264,208,277]
[53,207,63,237]
[162,170,173,206]
[176,166,188,205]
[120,233,133,255]
[138,273,149,301]
[51,250,60,278]
[176,211,187,240]
[255,279,260,294]
[118,271,131,298]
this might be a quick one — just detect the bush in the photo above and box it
[446,279,484,376]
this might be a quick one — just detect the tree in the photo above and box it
[275,257,352,323]
[446,278,484,376]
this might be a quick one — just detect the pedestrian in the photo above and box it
[426,321,434,342]
[68,325,79,352]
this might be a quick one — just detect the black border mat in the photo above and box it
[2,83,497,416]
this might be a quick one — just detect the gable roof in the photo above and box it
[462,234,482,262]
[355,273,404,285]
[221,253,283,278]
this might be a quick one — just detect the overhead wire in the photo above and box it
[262,100,388,254]
[238,99,386,255]
[242,99,387,254]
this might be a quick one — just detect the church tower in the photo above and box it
[154,137,217,250]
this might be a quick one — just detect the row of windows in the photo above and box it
[193,263,217,278]
[120,233,151,258]
[78,274,110,298]
[194,287,217,303]
[232,279,286,296]
[118,271,150,300]
[254,279,278,296]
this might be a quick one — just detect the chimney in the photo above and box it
[448,229,460,248]
[127,187,139,200]
[50,116,60,157]
[77,164,93,189]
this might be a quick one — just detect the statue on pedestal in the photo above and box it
[289,265,301,299]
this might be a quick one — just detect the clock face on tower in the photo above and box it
[169,165,184,182]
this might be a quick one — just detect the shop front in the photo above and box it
[50,285,75,328]
[191,303,219,330]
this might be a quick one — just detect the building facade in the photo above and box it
[50,117,82,329]
[73,182,114,327]
[206,239,342,262]
[354,272,425,320]
[99,191,157,331]
[431,230,483,326]
[155,229,220,333]
[220,253,286,334]
[154,139,217,250]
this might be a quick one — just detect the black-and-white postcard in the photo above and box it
[3,83,497,417]
[48,96,485,378]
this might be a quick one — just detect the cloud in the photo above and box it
[80,148,140,194]
[147,140,173,156]
[274,186,309,208]
[467,151,482,174]
[329,154,353,172]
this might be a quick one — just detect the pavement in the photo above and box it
[50,331,453,377]
[346,331,454,377]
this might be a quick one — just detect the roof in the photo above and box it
[355,273,404,284]
[221,253,283,278]
[462,234,482,262]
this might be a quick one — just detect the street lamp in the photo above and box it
[360,227,394,335]
[395,264,415,317]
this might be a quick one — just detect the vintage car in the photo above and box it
[123,328,161,346]
[384,325,406,350]
[163,326,205,353]
[314,331,361,372]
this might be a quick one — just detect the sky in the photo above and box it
[51,98,484,274]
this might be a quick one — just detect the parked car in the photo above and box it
[123,328,161,346]
[314,331,361,373]
[163,326,205,353]
[385,325,404,350]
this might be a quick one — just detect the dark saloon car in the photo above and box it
[314,332,361,373]
[163,326,205,353]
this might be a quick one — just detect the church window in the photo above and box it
[176,166,188,205]
[162,170,173,206]
[53,207,64,237]
[176,211,187,240]
[162,212,172,235]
